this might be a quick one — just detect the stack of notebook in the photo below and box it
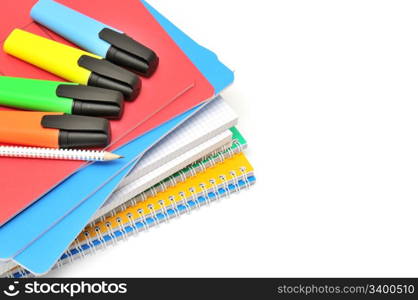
[0,0,256,278]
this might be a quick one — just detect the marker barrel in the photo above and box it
[0,77,74,113]
[3,29,98,85]
[0,77,124,119]
[0,111,111,148]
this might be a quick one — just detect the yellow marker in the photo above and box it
[3,29,140,101]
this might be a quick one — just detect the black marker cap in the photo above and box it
[41,114,111,148]
[100,28,159,77]
[78,55,141,101]
[56,84,124,119]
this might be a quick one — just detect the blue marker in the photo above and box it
[31,0,159,77]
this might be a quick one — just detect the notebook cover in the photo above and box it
[0,0,215,225]
[97,130,233,218]
[119,96,237,188]
[0,0,234,273]
[99,126,247,219]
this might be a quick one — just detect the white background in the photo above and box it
[51,0,418,277]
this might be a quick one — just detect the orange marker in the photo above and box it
[0,111,110,148]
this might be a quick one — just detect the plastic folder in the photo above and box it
[0,0,216,225]
[0,0,234,274]
[1,106,202,274]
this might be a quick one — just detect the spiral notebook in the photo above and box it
[5,152,255,278]
[96,131,232,219]
[98,127,246,220]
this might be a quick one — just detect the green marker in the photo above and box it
[0,76,124,119]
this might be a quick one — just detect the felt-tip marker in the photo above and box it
[0,111,111,148]
[31,0,159,77]
[0,77,124,119]
[3,29,140,101]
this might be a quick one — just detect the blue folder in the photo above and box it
[0,0,234,274]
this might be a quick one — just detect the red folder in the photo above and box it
[0,0,214,225]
